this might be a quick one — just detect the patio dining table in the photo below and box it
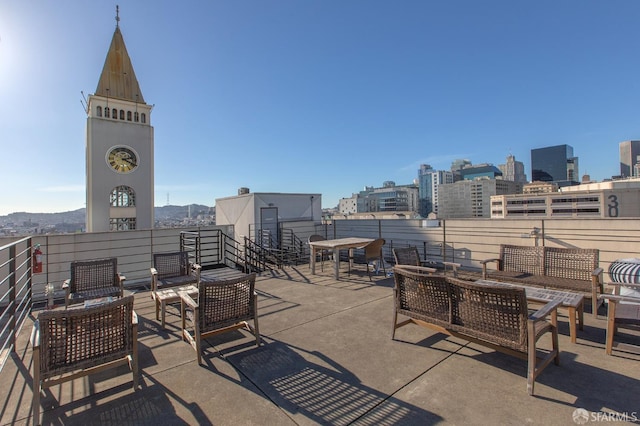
[309,237,374,280]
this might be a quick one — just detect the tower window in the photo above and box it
[110,218,136,231]
[105,107,110,118]
[119,110,125,120]
[112,108,117,119]
[127,111,132,121]
[110,185,136,207]
[134,112,139,122]
[141,113,146,124]
[97,106,102,117]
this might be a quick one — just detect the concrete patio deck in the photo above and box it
[2,265,639,425]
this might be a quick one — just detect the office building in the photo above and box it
[491,178,640,218]
[619,140,640,178]
[417,164,453,217]
[498,155,527,183]
[339,182,419,215]
[531,144,579,187]
[438,178,519,219]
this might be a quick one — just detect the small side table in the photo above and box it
[153,285,198,329]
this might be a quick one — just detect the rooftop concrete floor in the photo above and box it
[2,265,639,425]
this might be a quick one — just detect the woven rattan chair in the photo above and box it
[62,258,125,308]
[363,238,386,280]
[393,265,560,395]
[180,273,259,364]
[308,234,331,271]
[31,295,138,425]
[392,246,459,276]
[151,251,201,298]
[600,282,640,355]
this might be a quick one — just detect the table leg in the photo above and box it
[161,300,167,329]
[551,310,558,329]
[568,306,577,344]
[310,247,316,275]
[334,248,340,280]
[578,300,584,331]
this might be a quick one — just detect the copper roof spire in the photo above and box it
[94,6,145,103]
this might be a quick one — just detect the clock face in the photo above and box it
[107,146,138,173]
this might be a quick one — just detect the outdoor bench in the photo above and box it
[479,244,603,317]
[392,265,560,395]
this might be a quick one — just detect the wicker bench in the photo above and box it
[478,245,603,317]
[393,265,560,395]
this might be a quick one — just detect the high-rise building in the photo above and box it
[437,178,519,219]
[619,141,640,178]
[86,11,154,232]
[531,144,579,187]
[417,164,453,217]
[499,155,527,183]
[338,182,419,215]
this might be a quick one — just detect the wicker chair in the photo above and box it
[308,234,331,271]
[150,251,201,298]
[180,273,259,364]
[600,282,640,355]
[392,246,459,276]
[393,265,560,395]
[363,238,386,280]
[62,258,125,308]
[31,295,138,425]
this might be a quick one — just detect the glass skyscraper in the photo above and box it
[531,144,579,187]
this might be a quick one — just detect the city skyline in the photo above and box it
[2,1,640,215]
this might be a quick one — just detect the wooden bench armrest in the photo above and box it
[480,258,500,265]
[180,292,198,309]
[529,299,562,322]
[394,265,437,275]
[592,267,603,279]
[599,293,640,303]
[30,320,40,349]
[607,281,640,289]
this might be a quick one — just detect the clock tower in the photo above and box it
[86,9,154,232]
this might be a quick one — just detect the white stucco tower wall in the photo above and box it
[86,18,154,232]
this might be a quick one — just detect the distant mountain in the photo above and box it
[154,204,212,220]
[0,205,213,228]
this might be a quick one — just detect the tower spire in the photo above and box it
[116,5,120,28]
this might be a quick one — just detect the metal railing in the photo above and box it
[0,237,33,373]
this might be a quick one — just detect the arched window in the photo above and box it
[134,112,139,122]
[97,106,102,117]
[119,110,125,120]
[110,218,136,231]
[141,113,146,124]
[112,108,117,119]
[105,107,110,118]
[110,186,136,207]
[127,111,132,121]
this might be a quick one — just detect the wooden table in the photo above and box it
[476,279,585,343]
[309,237,374,280]
[153,285,199,329]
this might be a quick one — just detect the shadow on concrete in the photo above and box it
[220,339,443,425]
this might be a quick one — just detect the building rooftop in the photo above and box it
[4,265,639,425]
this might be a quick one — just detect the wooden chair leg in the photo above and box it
[527,330,536,396]
[605,301,617,355]
[32,347,41,426]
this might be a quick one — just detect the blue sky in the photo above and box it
[1,1,640,215]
